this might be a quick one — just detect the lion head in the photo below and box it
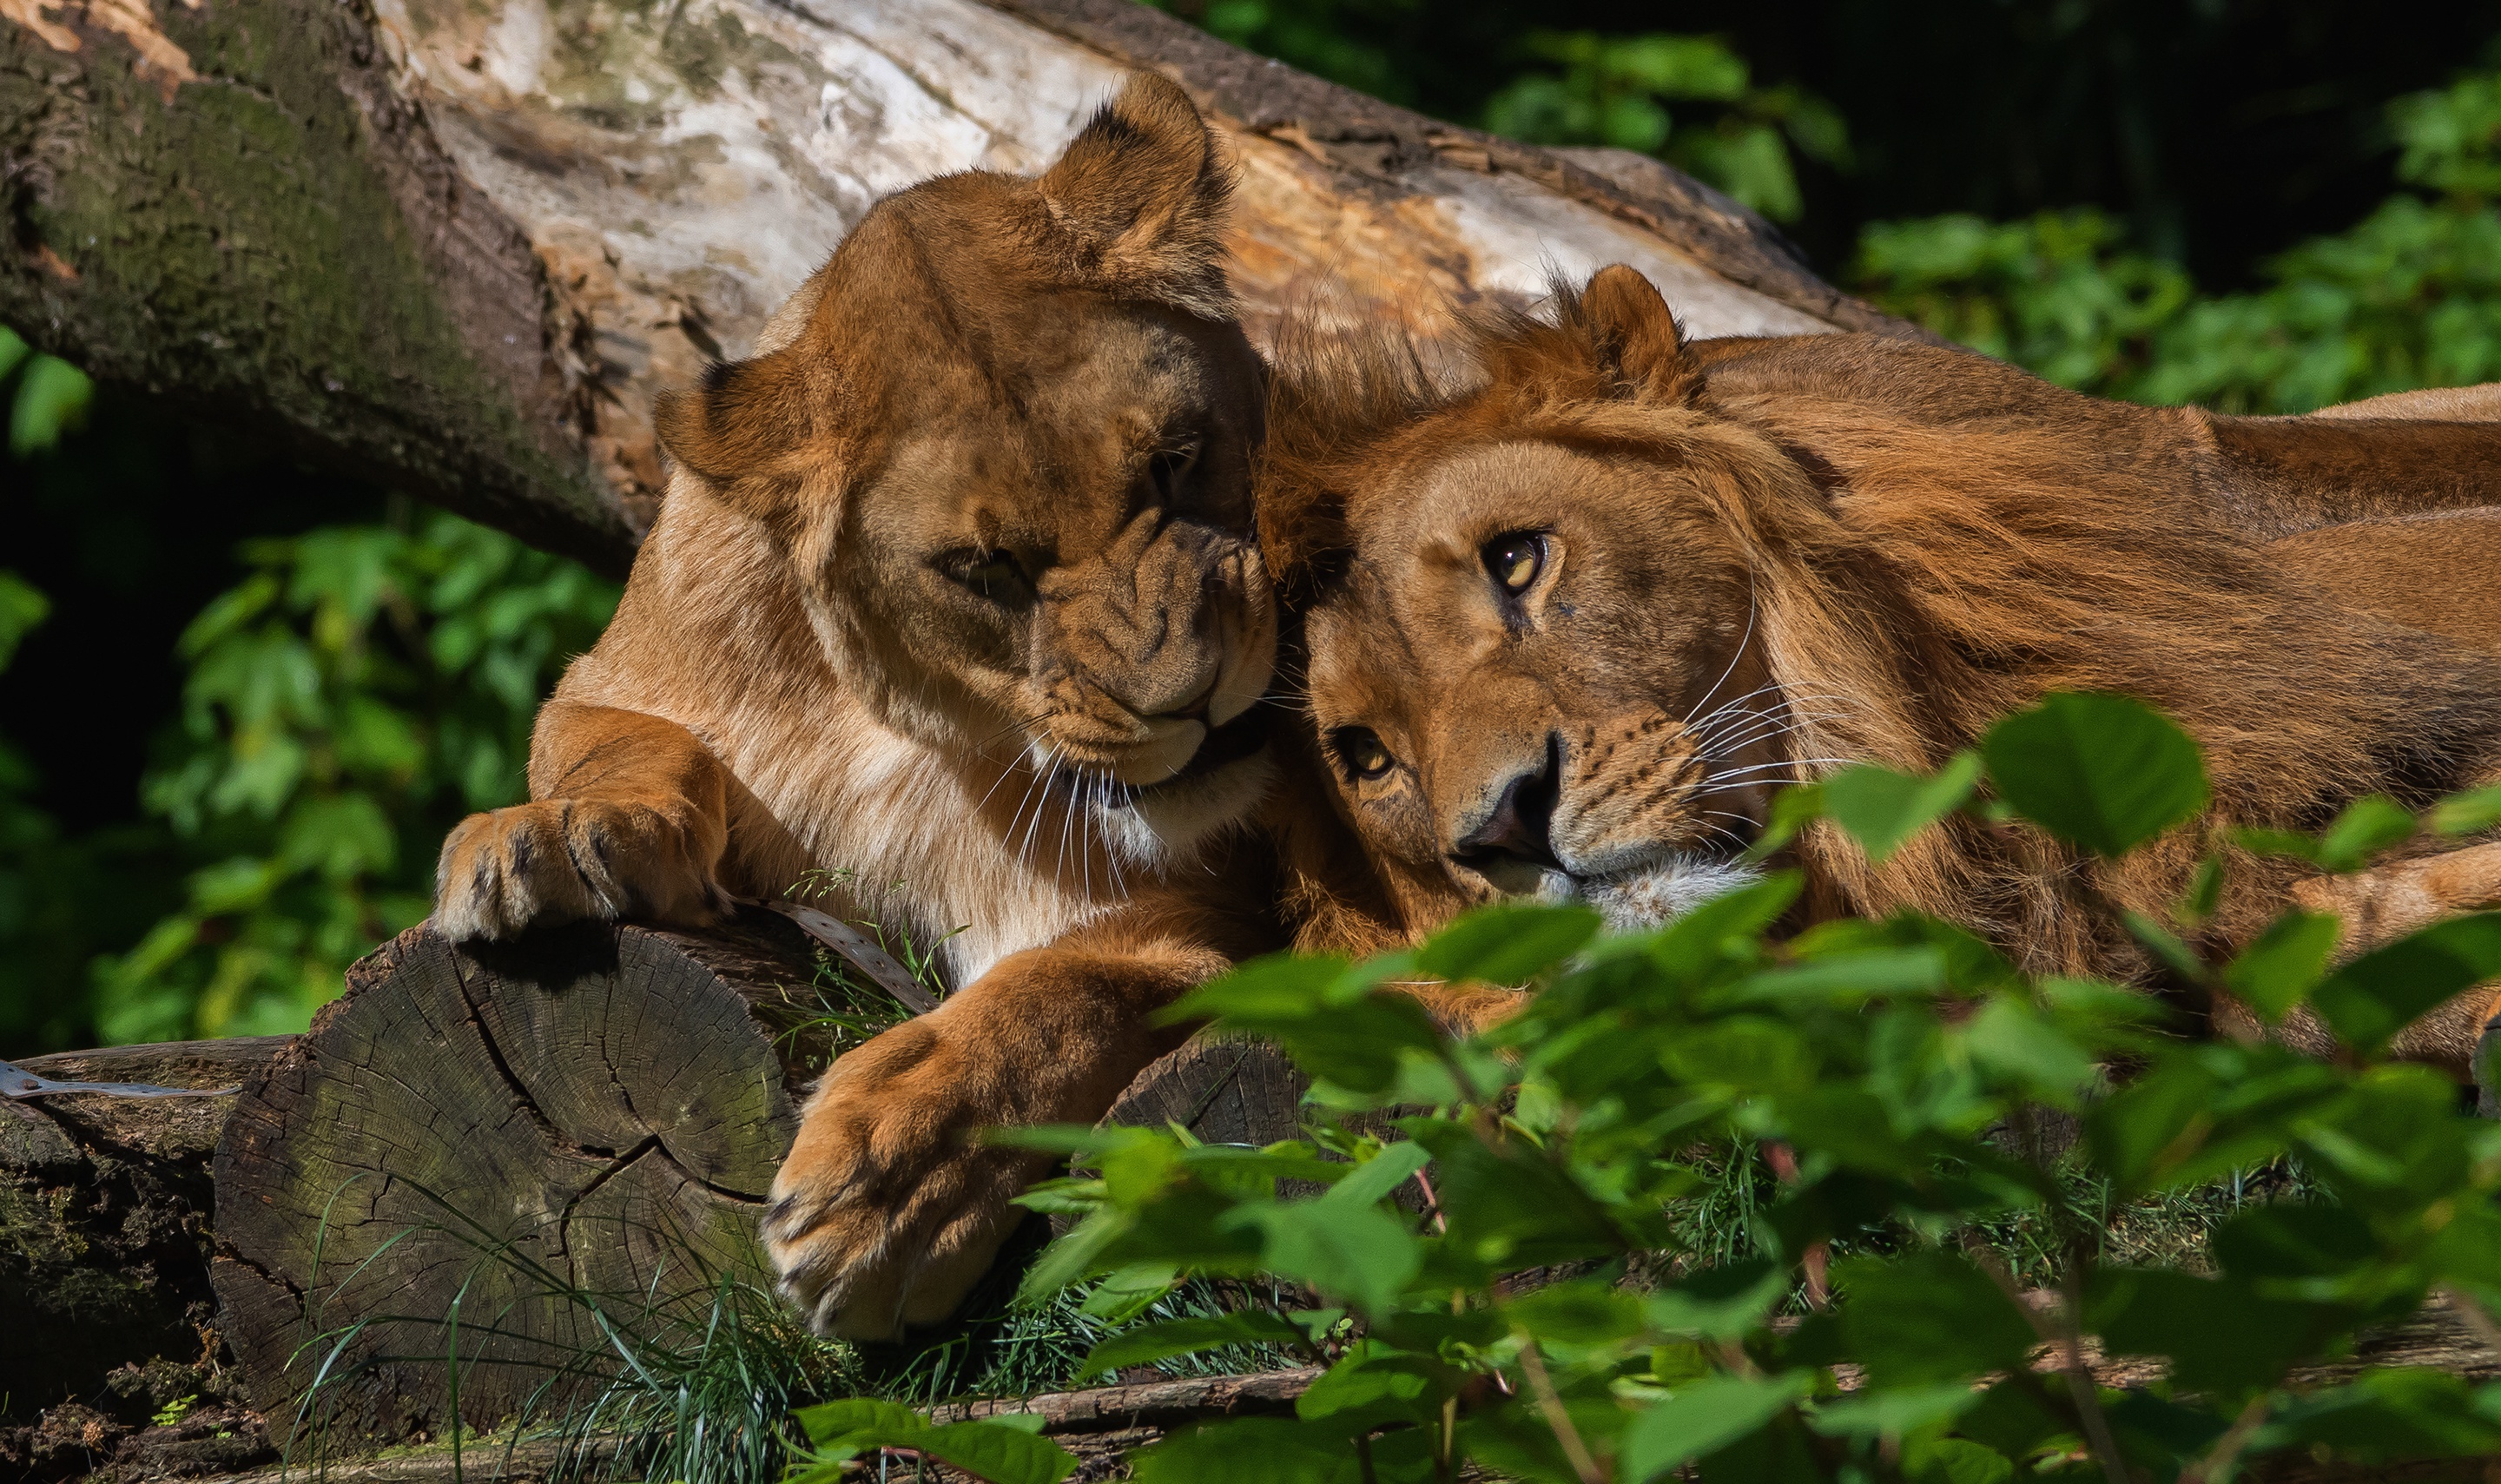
[1264,266,2501,974]
[652,75,1276,867]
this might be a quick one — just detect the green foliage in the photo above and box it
[1161,0,1425,110]
[1481,31,1849,222]
[1007,691,2501,1481]
[1858,64,2501,411]
[789,1399,1075,1484]
[0,326,95,457]
[91,513,617,1040]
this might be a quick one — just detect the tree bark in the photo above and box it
[1,0,1903,577]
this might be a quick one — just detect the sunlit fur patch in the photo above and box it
[1097,750,1278,867]
[1536,855,1763,933]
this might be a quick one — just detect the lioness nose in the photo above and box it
[1452,734,1564,874]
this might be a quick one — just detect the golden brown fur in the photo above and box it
[1262,265,2501,1071]
[432,76,1294,1339]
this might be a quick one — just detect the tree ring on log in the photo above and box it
[210,914,833,1441]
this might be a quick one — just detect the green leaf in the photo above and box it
[1807,1383,1983,1440]
[1821,752,1981,865]
[1980,692,2209,856]
[2430,783,2501,837]
[1642,1258,1790,1342]
[1293,1341,1442,1435]
[1229,1200,1421,1315]
[1960,998,2098,1105]
[10,353,93,457]
[1415,901,1600,985]
[0,571,49,672]
[1619,1372,1811,1481]
[2316,794,2417,872]
[1834,1251,2039,1388]
[1078,1262,1178,1323]
[2222,910,2343,1020]
[0,325,30,383]
[2309,912,2501,1056]
[1901,1436,2015,1484]
[1746,782,1826,861]
[1723,946,1945,1006]
[1128,1416,1371,1483]
[1319,1139,1432,1212]
[1078,1311,1308,1380]
[795,1399,1078,1484]
[2086,1267,2353,1394]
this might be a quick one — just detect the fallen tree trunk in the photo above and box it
[1,0,1901,576]
[1,1039,277,1414]
[1,1039,282,1479]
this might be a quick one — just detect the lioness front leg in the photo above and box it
[434,702,733,940]
[764,931,1223,1340]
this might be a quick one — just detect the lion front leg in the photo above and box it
[763,932,1224,1340]
[2275,840,2501,1085]
[433,702,734,940]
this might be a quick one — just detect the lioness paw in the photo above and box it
[764,1018,1046,1340]
[433,797,726,941]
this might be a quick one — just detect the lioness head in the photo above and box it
[655,75,1275,866]
[1271,267,1838,933]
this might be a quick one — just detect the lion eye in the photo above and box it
[1148,439,1202,503]
[1483,532,1547,597]
[1332,728,1396,782]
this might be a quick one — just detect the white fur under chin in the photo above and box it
[1542,854,1763,933]
[1092,750,1278,870]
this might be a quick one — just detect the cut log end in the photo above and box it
[208,914,835,1438]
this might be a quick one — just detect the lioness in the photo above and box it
[1261,265,2501,1069]
[433,76,1285,1338]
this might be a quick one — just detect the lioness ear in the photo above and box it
[653,348,845,520]
[1037,72,1235,318]
[1576,264,1698,404]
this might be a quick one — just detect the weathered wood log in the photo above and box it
[1,1039,278,1421]
[1,0,1899,576]
[201,913,1316,1442]
[208,913,839,1440]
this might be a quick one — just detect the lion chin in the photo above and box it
[1528,854,1763,933]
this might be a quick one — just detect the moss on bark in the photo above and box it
[0,0,636,575]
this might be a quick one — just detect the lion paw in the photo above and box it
[433,797,726,941]
[763,1017,1047,1340]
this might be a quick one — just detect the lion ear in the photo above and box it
[1577,264,1698,404]
[653,348,846,521]
[1037,72,1235,318]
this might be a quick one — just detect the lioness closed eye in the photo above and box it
[1264,264,2501,1072]
[433,76,1282,1338]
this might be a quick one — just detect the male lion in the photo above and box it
[433,76,1284,1338]
[1261,265,2501,1070]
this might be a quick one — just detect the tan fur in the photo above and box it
[1264,265,2501,1074]
[432,76,1293,1340]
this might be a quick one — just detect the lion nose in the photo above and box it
[1452,733,1564,874]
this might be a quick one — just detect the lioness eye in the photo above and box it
[1332,728,1396,782]
[1148,439,1201,502]
[945,550,1031,606]
[1483,532,1547,596]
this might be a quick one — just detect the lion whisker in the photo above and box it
[1681,583,1759,726]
